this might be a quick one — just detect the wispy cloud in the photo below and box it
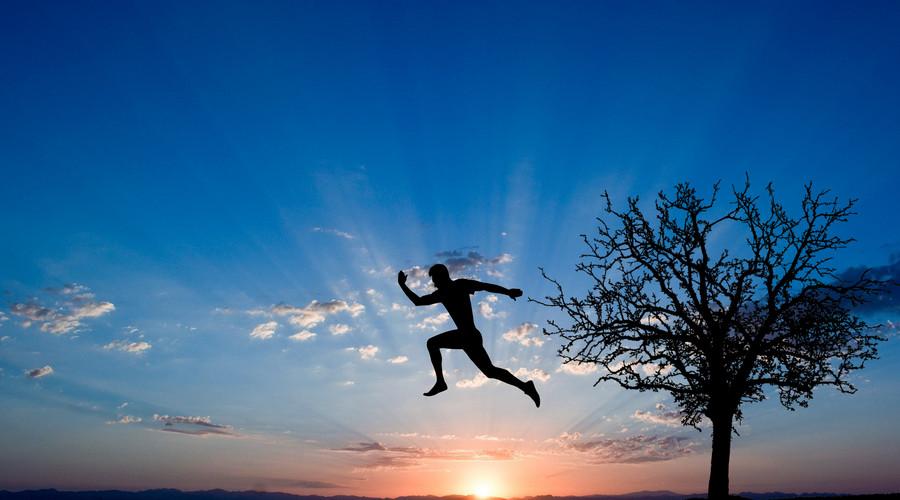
[331,440,517,470]
[456,373,489,388]
[103,340,152,354]
[478,294,506,320]
[549,431,696,463]
[250,321,278,340]
[348,345,379,360]
[387,355,409,364]
[10,284,114,335]
[514,367,551,382]
[153,414,235,436]
[272,300,365,329]
[26,365,54,378]
[107,415,142,425]
[633,403,684,427]
[434,250,513,276]
[414,312,450,331]
[311,227,355,240]
[329,323,351,336]
[556,362,599,376]
[289,330,317,341]
[502,323,544,347]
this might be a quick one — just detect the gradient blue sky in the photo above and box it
[2,0,900,496]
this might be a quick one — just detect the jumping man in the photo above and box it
[397,264,541,407]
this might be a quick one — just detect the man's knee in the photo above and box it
[481,364,502,379]
[427,336,440,350]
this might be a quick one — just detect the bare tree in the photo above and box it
[536,180,886,499]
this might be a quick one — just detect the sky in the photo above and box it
[2,0,900,496]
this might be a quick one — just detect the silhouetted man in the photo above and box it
[398,264,541,407]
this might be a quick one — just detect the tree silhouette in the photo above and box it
[536,180,886,499]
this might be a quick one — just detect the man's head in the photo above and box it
[428,263,452,289]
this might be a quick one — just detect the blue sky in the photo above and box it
[1,0,899,496]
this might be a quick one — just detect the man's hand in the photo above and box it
[398,270,408,286]
[509,288,523,300]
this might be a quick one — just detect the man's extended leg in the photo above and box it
[465,344,541,407]
[424,330,465,396]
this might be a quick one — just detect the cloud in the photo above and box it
[435,250,514,276]
[0,311,7,324]
[514,367,551,382]
[250,321,278,340]
[556,362,599,376]
[550,431,696,463]
[478,295,506,320]
[26,365,54,378]
[329,323,351,336]
[456,373,489,388]
[289,330,317,341]
[153,414,235,436]
[835,258,900,314]
[632,403,684,427]
[103,340,152,354]
[311,227,355,240]
[502,323,544,347]
[349,345,378,360]
[332,440,517,470]
[388,355,409,364]
[415,312,450,331]
[107,415,142,425]
[272,300,365,329]
[10,284,115,335]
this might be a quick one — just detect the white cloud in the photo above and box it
[640,363,675,376]
[311,227,355,240]
[103,340,152,354]
[632,403,683,427]
[415,312,450,331]
[387,355,409,364]
[502,323,544,347]
[272,300,365,329]
[250,321,278,340]
[329,323,352,336]
[26,365,54,378]
[514,367,551,382]
[549,431,696,464]
[107,415,142,425]
[10,284,115,335]
[353,345,379,360]
[289,330,317,342]
[456,373,489,388]
[556,362,599,376]
[478,295,506,320]
[153,414,234,436]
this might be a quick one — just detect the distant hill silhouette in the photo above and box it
[2,490,898,500]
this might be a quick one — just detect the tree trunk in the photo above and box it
[707,412,733,499]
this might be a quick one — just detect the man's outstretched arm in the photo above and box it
[467,280,523,300]
[398,271,440,306]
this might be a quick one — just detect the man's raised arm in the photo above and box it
[467,280,523,300]
[398,271,440,306]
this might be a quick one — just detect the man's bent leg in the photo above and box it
[424,330,465,396]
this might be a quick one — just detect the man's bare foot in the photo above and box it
[524,380,541,407]
[423,381,448,397]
